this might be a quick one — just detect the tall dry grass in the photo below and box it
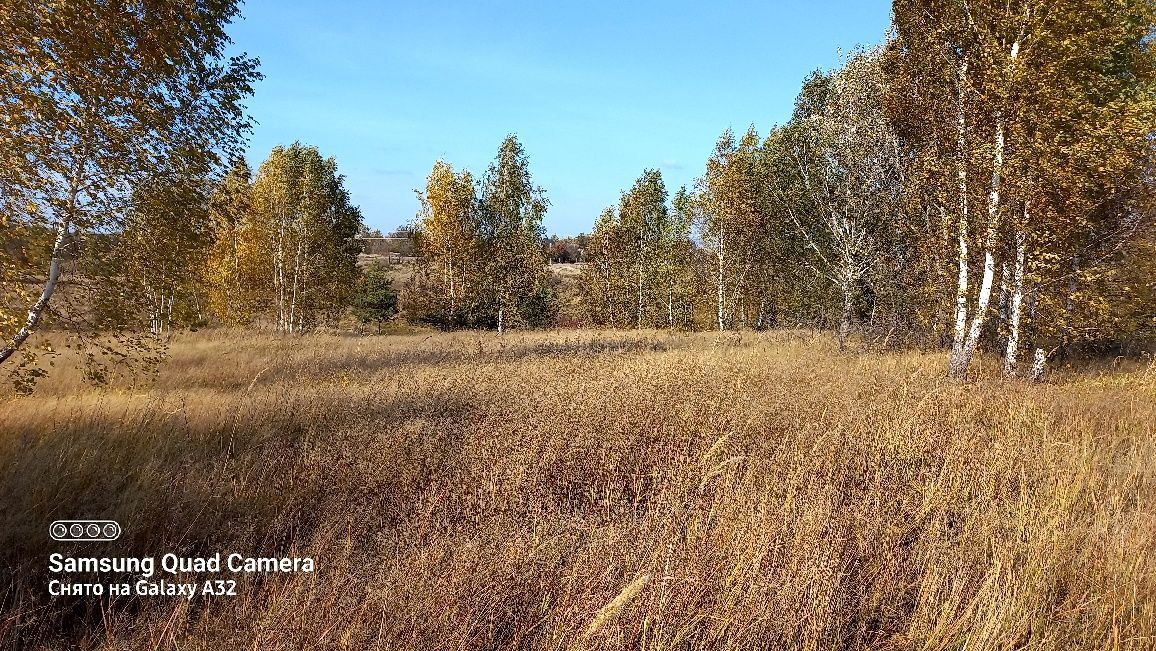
[0,329,1154,649]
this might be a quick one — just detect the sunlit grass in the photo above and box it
[1,329,1154,649]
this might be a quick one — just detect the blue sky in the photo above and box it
[229,1,892,236]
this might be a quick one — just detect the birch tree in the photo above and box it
[478,135,552,333]
[245,144,362,332]
[662,187,698,329]
[406,160,482,326]
[618,169,669,329]
[774,51,905,350]
[0,0,259,385]
[206,159,258,326]
[696,129,768,331]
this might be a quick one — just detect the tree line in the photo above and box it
[577,1,1156,379]
[2,0,1154,387]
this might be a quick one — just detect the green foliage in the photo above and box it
[403,160,483,327]
[352,263,399,324]
[238,143,364,332]
[580,170,698,329]
[479,135,554,331]
[0,0,260,387]
[406,135,555,331]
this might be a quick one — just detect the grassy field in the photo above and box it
[1,329,1154,649]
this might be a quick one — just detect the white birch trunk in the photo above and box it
[1004,224,1026,376]
[948,58,971,377]
[1029,347,1046,382]
[448,251,456,315]
[668,284,674,329]
[838,280,853,351]
[637,234,644,330]
[953,111,1006,377]
[275,212,286,332]
[289,236,302,334]
[716,227,725,332]
[299,216,309,332]
[0,222,70,365]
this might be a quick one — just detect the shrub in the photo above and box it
[351,262,399,323]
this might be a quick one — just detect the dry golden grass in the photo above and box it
[1,329,1154,650]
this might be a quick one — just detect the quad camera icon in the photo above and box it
[50,520,121,542]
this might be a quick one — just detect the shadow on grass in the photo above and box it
[0,385,482,649]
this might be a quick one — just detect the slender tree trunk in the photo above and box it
[0,222,71,365]
[951,110,1006,378]
[148,295,157,338]
[275,212,286,332]
[600,238,613,326]
[290,236,302,334]
[716,228,725,332]
[667,284,673,329]
[637,235,644,330]
[299,216,309,332]
[1029,347,1046,382]
[163,290,175,339]
[165,292,176,342]
[448,251,456,316]
[948,59,971,378]
[1004,223,1026,376]
[838,280,853,351]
